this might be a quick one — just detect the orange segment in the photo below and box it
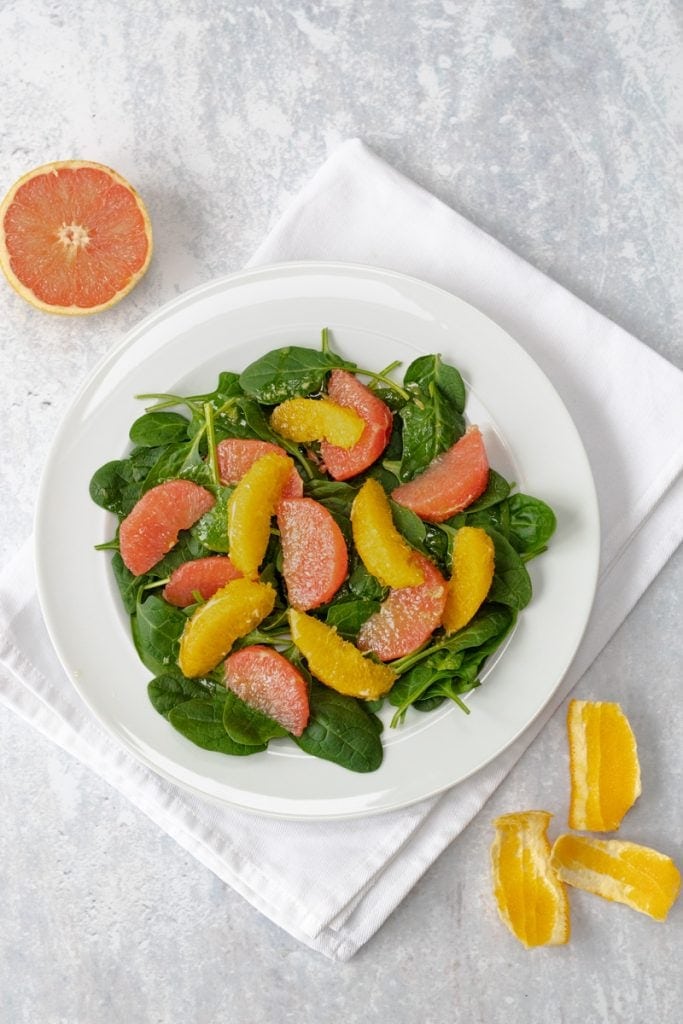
[288,608,396,701]
[227,451,293,577]
[442,526,495,633]
[551,835,681,922]
[0,160,152,314]
[178,578,276,678]
[270,397,364,449]
[491,811,570,948]
[567,700,642,831]
[351,478,424,588]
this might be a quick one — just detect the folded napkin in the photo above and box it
[1,140,682,961]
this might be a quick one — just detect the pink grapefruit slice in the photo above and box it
[163,556,242,607]
[320,370,393,480]
[277,497,348,610]
[119,479,215,577]
[0,160,152,314]
[224,645,310,737]
[391,426,489,523]
[216,438,303,498]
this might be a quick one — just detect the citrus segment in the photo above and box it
[550,835,681,922]
[270,398,365,449]
[178,578,276,678]
[491,811,570,948]
[277,498,348,610]
[392,426,489,523]
[227,452,294,577]
[442,526,495,633]
[357,554,447,661]
[119,479,215,576]
[351,478,424,588]
[224,645,310,736]
[320,370,393,480]
[288,608,396,701]
[0,160,152,314]
[163,556,242,607]
[216,438,303,498]
[567,700,642,832]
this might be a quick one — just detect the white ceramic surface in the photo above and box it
[34,261,599,818]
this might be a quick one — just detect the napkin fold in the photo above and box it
[1,140,682,961]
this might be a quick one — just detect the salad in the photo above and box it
[89,330,556,774]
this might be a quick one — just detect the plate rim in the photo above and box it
[34,259,600,820]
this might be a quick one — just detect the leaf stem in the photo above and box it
[204,402,219,487]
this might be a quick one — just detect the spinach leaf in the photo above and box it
[169,696,265,755]
[404,354,466,414]
[111,552,139,615]
[222,689,287,745]
[129,411,190,447]
[148,673,210,717]
[398,387,465,481]
[146,531,207,579]
[133,595,186,671]
[346,561,388,602]
[461,469,511,513]
[294,681,383,772]
[506,494,557,558]
[193,487,233,552]
[239,346,355,403]
[487,530,533,609]
[325,598,380,639]
[89,459,138,517]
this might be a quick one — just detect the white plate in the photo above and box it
[35,262,599,820]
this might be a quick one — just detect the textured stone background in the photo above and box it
[0,1,681,1021]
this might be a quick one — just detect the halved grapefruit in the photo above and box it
[0,160,152,314]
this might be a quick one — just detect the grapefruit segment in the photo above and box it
[163,556,242,607]
[392,426,489,523]
[289,608,396,701]
[320,370,393,480]
[216,438,303,498]
[491,811,570,948]
[227,451,294,576]
[277,498,348,610]
[119,479,215,577]
[0,160,152,314]
[442,526,495,633]
[270,397,365,449]
[224,646,310,736]
[351,478,424,588]
[178,578,276,678]
[357,553,447,661]
[550,835,681,922]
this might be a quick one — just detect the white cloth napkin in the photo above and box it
[1,139,682,962]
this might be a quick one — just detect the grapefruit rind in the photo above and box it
[491,810,570,948]
[0,160,153,315]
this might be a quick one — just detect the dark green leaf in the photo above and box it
[169,696,265,755]
[239,346,355,403]
[222,689,287,745]
[398,388,465,482]
[325,598,380,639]
[294,681,383,772]
[111,551,139,615]
[148,673,210,717]
[461,470,511,514]
[193,487,233,552]
[506,494,557,557]
[404,354,466,413]
[129,411,190,447]
[134,595,186,670]
[487,530,533,609]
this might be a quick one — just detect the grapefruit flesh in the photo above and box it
[119,479,215,577]
[224,645,310,736]
[357,553,447,661]
[216,438,303,498]
[391,426,489,523]
[277,497,348,610]
[163,556,242,607]
[320,370,393,480]
[0,161,152,314]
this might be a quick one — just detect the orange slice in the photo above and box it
[442,526,495,633]
[178,578,276,678]
[288,608,396,701]
[491,811,570,948]
[227,451,294,577]
[351,478,424,588]
[270,397,365,449]
[551,835,681,922]
[567,700,641,831]
[0,160,152,314]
